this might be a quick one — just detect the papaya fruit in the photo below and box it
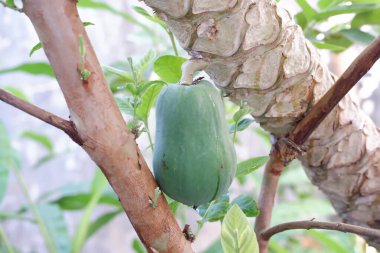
[153,80,236,206]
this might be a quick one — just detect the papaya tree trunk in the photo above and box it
[142,0,380,248]
[23,1,193,252]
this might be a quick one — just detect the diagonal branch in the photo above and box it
[255,37,380,253]
[0,88,82,144]
[261,220,380,241]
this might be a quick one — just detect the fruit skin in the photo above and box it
[153,80,237,206]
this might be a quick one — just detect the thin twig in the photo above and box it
[254,149,284,251]
[0,89,82,144]
[290,36,380,145]
[261,220,380,240]
[255,37,380,253]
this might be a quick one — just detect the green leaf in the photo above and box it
[103,65,134,82]
[72,170,108,253]
[197,194,230,223]
[133,6,166,28]
[314,3,380,21]
[351,8,380,28]
[0,62,54,77]
[77,0,151,33]
[233,107,251,123]
[231,195,259,217]
[86,209,123,239]
[340,28,375,44]
[136,82,165,123]
[295,0,317,21]
[132,239,148,253]
[29,42,42,57]
[83,21,95,26]
[221,204,259,253]
[5,0,15,7]
[236,156,269,178]
[153,56,187,83]
[37,204,71,253]
[3,86,28,101]
[115,96,134,116]
[229,118,254,133]
[308,38,348,52]
[53,192,119,210]
[21,131,54,153]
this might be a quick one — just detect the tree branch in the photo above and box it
[255,37,380,253]
[261,220,380,241]
[0,88,82,144]
[22,1,193,252]
[290,36,380,145]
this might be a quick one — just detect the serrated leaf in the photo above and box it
[153,55,187,83]
[115,96,134,116]
[0,62,54,77]
[236,156,269,178]
[221,205,259,253]
[3,86,28,101]
[231,195,259,217]
[103,65,134,82]
[135,50,157,79]
[37,204,71,253]
[132,239,148,253]
[197,194,230,223]
[21,131,54,153]
[29,42,42,57]
[86,209,122,239]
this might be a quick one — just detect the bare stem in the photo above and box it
[254,150,284,252]
[261,220,380,241]
[0,89,82,144]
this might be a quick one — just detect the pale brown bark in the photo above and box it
[21,1,193,252]
[142,0,380,248]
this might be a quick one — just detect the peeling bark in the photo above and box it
[143,0,380,247]
[23,1,193,252]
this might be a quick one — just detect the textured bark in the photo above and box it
[23,1,193,252]
[142,0,380,247]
